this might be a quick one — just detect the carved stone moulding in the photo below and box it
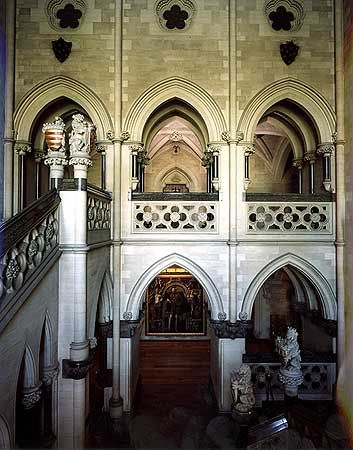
[264,0,305,32]
[45,0,86,32]
[155,0,196,32]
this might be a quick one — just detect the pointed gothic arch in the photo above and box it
[123,77,227,142]
[88,270,113,339]
[125,253,224,320]
[238,78,336,144]
[17,346,37,389]
[14,75,113,142]
[241,253,336,321]
[40,312,55,369]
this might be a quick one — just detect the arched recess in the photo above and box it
[125,253,224,320]
[241,253,336,321]
[88,270,113,339]
[0,415,11,450]
[40,313,55,369]
[238,78,336,144]
[19,346,37,388]
[14,75,113,142]
[124,77,227,142]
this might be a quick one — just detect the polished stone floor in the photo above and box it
[86,384,350,450]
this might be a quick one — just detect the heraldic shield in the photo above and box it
[52,37,72,63]
[280,40,299,66]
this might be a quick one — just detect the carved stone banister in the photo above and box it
[0,190,61,258]
[87,183,112,201]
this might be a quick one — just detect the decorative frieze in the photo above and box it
[209,320,253,339]
[133,202,217,232]
[247,203,332,233]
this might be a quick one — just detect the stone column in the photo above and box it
[304,152,316,194]
[41,365,59,447]
[243,144,255,191]
[208,144,221,192]
[292,158,304,194]
[15,142,31,210]
[317,143,334,192]
[129,144,143,192]
[96,143,107,190]
[34,151,45,199]
[3,0,16,220]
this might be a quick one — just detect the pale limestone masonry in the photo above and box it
[15,0,115,115]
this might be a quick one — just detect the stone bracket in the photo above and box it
[62,351,95,380]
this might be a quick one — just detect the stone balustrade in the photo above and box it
[132,201,218,232]
[247,202,332,233]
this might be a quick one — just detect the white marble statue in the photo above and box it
[230,364,255,415]
[275,326,303,397]
[69,113,91,156]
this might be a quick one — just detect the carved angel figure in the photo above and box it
[230,364,255,414]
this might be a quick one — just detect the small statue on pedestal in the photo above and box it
[231,364,256,422]
[275,326,303,398]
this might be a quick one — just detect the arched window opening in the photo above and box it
[248,99,327,196]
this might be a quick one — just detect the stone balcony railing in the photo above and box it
[132,192,219,233]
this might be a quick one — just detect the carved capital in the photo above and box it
[292,158,304,170]
[15,143,32,156]
[21,384,42,409]
[236,131,244,144]
[95,143,107,154]
[304,152,316,163]
[317,143,335,156]
[244,144,255,156]
[44,156,68,167]
[129,144,144,155]
[34,151,45,163]
[42,364,59,387]
[207,144,221,155]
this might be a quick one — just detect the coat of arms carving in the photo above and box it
[280,40,299,65]
[52,37,72,63]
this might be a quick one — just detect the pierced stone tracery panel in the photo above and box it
[264,0,305,32]
[133,202,217,232]
[155,0,196,31]
[247,203,332,233]
[87,196,111,231]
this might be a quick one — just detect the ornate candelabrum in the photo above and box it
[42,116,67,187]
[275,326,303,398]
[230,364,256,422]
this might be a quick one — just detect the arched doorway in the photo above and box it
[135,265,214,415]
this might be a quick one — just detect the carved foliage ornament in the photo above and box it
[264,0,305,32]
[45,0,86,31]
[155,0,196,32]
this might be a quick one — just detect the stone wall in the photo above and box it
[0,263,59,447]
[15,0,115,116]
